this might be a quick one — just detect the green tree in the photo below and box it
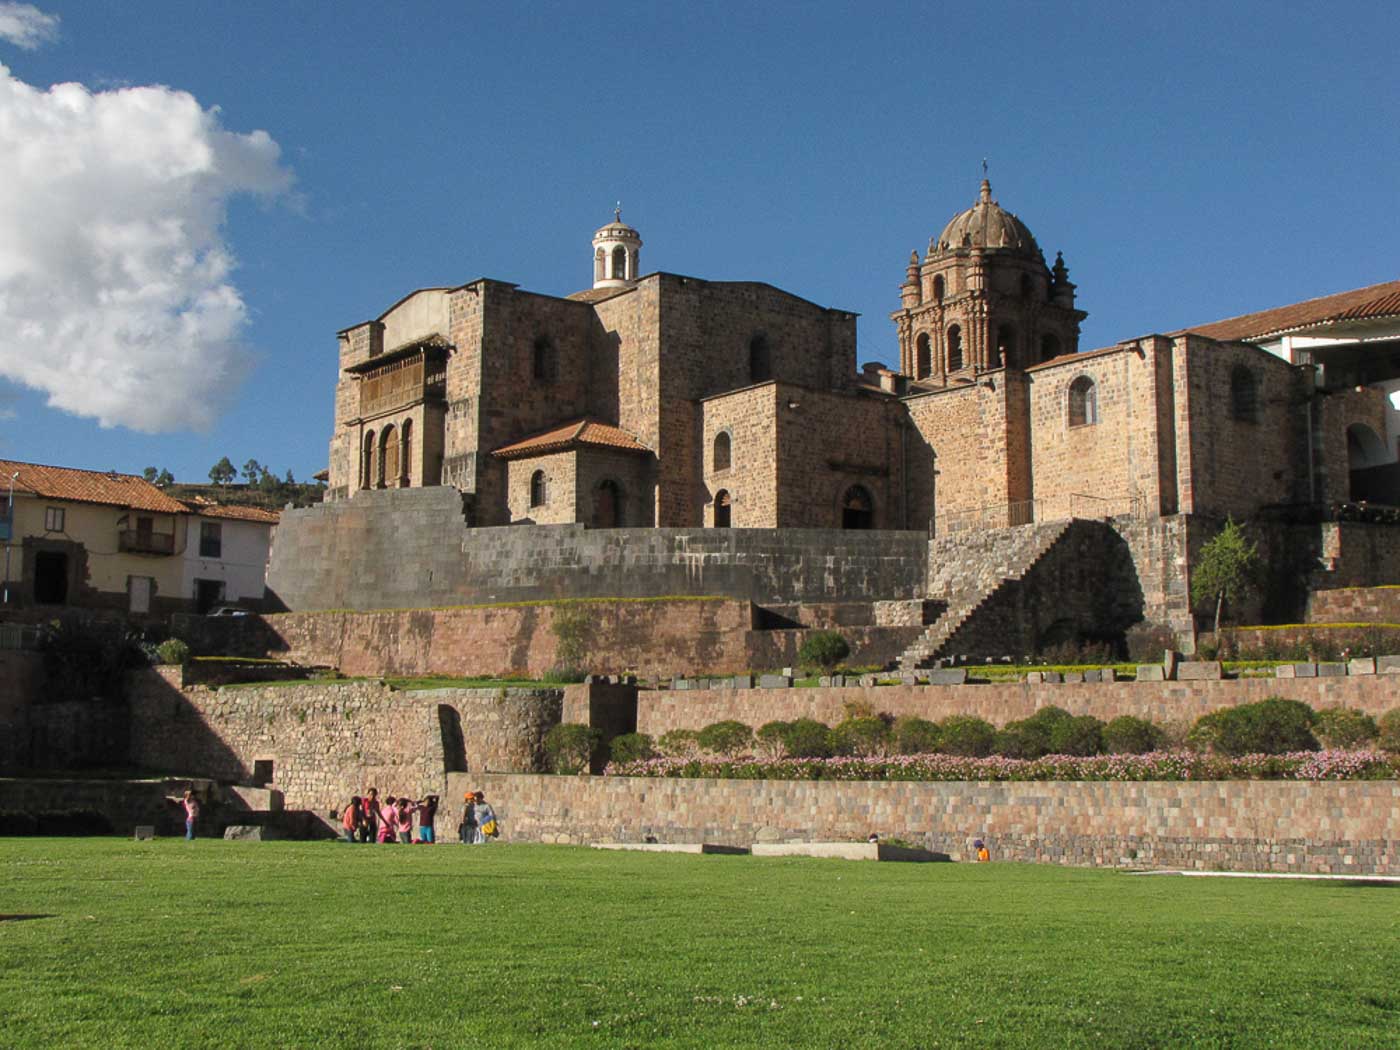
[142,467,158,483]
[242,459,263,485]
[156,468,174,487]
[208,457,236,487]
[1190,517,1260,635]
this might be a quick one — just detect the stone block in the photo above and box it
[1289,663,1318,678]
[1176,661,1222,681]
[1064,672,1085,683]
[1136,664,1164,681]
[226,785,284,813]
[1101,668,1116,683]
[926,668,968,686]
[819,676,832,687]
[592,842,749,855]
[730,675,753,689]
[133,825,154,841]
[1025,672,1044,684]
[1163,650,1180,681]
[831,675,845,687]
[1316,663,1346,678]
[1042,672,1063,684]
[1378,655,1400,674]
[673,678,690,691]
[758,674,791,689]
[1347,658,1376,676]
[223,825,286,841]
[1082,669,1101,683]
[751,842,946,862]
[858,674,877,688]
[901,674,918,686]
[781,667,793,678]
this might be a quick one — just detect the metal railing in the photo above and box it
[0,623,39,650]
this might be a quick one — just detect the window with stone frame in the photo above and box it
[933,275,945,301]
[915,332,931,378]
[199,520,223,558]
[1068,376,1098,427]
[946,325,963,372]
[1230,366,1259,422]
[713,431,732,472]
[533,337,557,383]
[529,470,547,508]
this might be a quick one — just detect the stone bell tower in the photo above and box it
[592,208,643,290]
[892,180,1086,382]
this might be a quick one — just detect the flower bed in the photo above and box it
[605,749,1400,783]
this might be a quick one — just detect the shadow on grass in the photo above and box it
[0,914,56,922]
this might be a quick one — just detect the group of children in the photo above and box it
[339,788,497,844]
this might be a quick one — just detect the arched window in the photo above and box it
[1230,366,1259,422]
[630,248,640,278]
[400,419,413,485]
[933,275,945,302]
[1068,376,1098,427]
[594,248,605,284]
[362,430,376,490]
[749,334,771,382]
[995,325,1016,368]
[379,423,397,488]
[611,245,628,281]
[594,479,623,527]
[841,485,874,530]
[1347,423,1389,501]
[533,337,556,382]
[714,489,731,528]
[915,333,931,378]
[1040,333,1062,363]
[946,325,963,372]
[713,431,732,472]
[529,469,547,508]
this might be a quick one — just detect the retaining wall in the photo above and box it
[459,772,1400,875]
[1307,586,1400,624]
[635,673,1400,736]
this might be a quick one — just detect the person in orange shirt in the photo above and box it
[974,838,990,862]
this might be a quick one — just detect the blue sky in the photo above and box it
[0,1,1395,483]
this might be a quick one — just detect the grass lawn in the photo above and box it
[2,841,1397,1049]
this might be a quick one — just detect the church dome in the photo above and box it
[935,180,1040,254]
[591,208,642,289]
[593,209,641,244]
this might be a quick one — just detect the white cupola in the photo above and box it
[592,208,642,289]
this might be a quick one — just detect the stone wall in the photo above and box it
[634,672,1400,736]
[1317,522,1400,590]
[460,772,1399,875]
[1308,585,1400,624]
[265,487,929,612]
[124,668,566,818]
[0,776,213,837]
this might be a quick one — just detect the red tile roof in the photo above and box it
[492,419,651,459]
[180,498,281,524]
[0,459,188,514]
[1188,279,1400,342]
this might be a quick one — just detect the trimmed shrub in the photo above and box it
[893,716,941,755]
[797,631,850,671]
[1377,709,1400,753]
[1189,698,1318,757]
[995,706,1072,759]
[780,718,834,758]
[755,721,790,759]
[656,729,700,759]
[697,720,754,757]
[832,717,891,757]
[541,667,587,684]
[1313,707,1378,750]
[606,732,654,765]
[155,638,190,666]
[935,715,997,757]
[1103,715,1164,755]
[544,723,601,774]
[1049,715,1105,757]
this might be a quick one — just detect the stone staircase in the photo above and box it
[898,520,1074,671]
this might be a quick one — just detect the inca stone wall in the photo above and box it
[459,772,1400,875]
[1307,585,1400,623]
[635,672,1400,736]
[265,486,929,612]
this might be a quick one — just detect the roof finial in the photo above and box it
[614,201,622,223]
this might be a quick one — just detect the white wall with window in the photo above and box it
[178,510,277,611]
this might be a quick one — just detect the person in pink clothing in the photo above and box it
[179,788,200,840]
[395,798,413,844]
[377,796,398,843]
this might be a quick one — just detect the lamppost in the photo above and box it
[3,471,17,607]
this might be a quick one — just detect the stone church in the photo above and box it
[325,182,1398,536]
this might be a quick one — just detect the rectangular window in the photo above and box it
[44,506,65,532]
[199,521,223,559]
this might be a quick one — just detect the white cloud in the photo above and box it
[0,3,58,50]
[0,64,292,431]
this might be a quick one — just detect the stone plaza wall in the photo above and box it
[1308,585,1400,624]
[635,673,1400,736]
[265,487,930,612]
[460,772,1399,875]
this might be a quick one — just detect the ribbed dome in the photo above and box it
[935,180,1039,254]
[593,208,641,243]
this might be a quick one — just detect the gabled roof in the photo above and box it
[0,459,188,514]
[492,419,651,460]
[1188,279,1400,342]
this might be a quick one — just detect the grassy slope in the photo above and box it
[1,841,1396,1049]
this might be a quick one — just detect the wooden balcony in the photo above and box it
[348,341,449,420]
[119,530,175,555]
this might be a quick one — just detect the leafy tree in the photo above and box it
[543,723,600,775]
[284,468,296,485]
[242,459,263,485]
[142,467,158,483]
[156,468,174,487]
[208,457,236,486]
[1190,517,1260,635]
[796,630,850,672]
[697,720,753,757]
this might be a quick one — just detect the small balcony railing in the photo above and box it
[119,530,175,555]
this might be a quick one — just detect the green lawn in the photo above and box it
[2,841,1397,1049]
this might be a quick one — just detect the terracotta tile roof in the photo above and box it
[492,419,651,459]
[1188,279,1400,342]
[180,498,281,524]
[0,459,189,514]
